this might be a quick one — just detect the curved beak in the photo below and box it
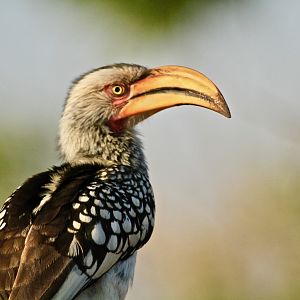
[114,65,231,121]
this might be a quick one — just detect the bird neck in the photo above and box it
[58,123,147,173]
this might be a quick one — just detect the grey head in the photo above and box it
[58,63,148,170]
[58,63,230,171]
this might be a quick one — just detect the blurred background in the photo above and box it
[0,0,299,299]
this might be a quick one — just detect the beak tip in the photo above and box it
[216,94,231,118]
[223,108,231,118]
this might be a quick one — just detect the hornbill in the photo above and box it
[0,63,230,300]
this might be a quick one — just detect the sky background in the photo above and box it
[0,0,299,299]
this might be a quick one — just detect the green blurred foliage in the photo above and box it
[0,130,56,202]
[149,163,300,299]
[71,0,241,33]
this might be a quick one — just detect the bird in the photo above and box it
[0,63,230,300]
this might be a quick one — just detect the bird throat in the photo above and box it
[107,116,127,133]
[62,126,146,174]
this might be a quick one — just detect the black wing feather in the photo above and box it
[0,171,52,299]
[8,164,100,300]
[0,163,155,300]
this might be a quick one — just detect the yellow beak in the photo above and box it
[115,65,231,120]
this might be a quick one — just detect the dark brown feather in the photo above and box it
[0,171,52,298]
[7,164,100,300]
